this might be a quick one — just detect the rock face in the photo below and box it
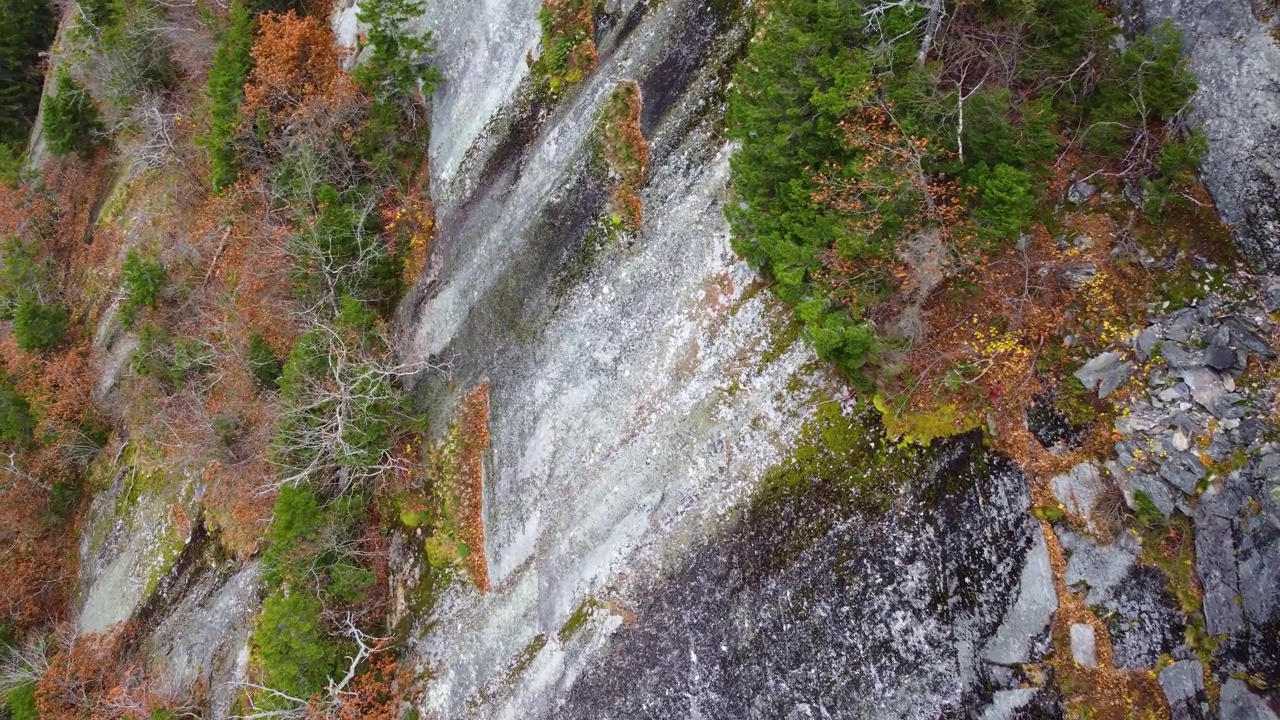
[1100,294,1280,709]
[1051,463,1106,532]
[1220,678,1280,720]
[1069,623,1098,668]
[1058,529,1185,669]
[552,440,1057,719]
[1139,0,1280,267]
[144,562,261,720]
[385,0,1280,708]
[1197,454,1280,686]
[1073,351,1134,399]
[398,2,844,717]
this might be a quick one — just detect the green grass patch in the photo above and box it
[873,393,978,446]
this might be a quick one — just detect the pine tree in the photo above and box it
[200,0,255,192]
[0,0,55,147]
[43,68,103,156]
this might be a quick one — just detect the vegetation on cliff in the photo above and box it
[0,0,55,152]
[730,4,1264,718]
[529,0,596,96]
[727,0,1203,391]
[0,0,442,713]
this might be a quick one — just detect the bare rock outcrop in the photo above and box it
[1139,0,1280,267]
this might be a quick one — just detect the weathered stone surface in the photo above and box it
[1237,468,1280,683]
[1075,352,1134,399]
[1239,502,1280,630]
[1069,623,1098,668]
[1115,403,1164,435]
[1158,452,1206,495]
[1061,262,1098,289]
[1136,325,1161,360]
[1224,318,1277,360]
[1170,429,1191,452]
[1139,0,1280,268]
[1158,660,1206,720]
[1050,463,1105,530]
[1162,342,1205,369]
[1180,368,1246,419]
[1068,180,1098,205]
[1108,460,1177,518]
[983,532,1058,665]
[977,689,1039,720]
[1103,565,1186,669]
[1163,310,1199,342]
[1261,276,1280,314]
[555,440,1048,718]
[1157,384,1191,405]
[1205,345,1237,372]
[1196,482,1246,638]
[1027,395,1087,451]
[1230,417,1267,447]
[1219,678,1280,720]
[1206,325,1231,349]
[1059,528,1138,602]
[147,562,262,718]
[1060,531,1183,669]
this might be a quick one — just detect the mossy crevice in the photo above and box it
[598,81,648,232]
[557,597,604,644]
[416,383,492,592]
[529,0,597,98]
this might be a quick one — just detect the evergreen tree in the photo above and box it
[0,0,56,147]
[0,373,34,447]
[13,292,68,351]
[200,0,255,192]
[43,68,103,156]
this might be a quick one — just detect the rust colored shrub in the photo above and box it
[456,383,491,592]
[244,12,343,121]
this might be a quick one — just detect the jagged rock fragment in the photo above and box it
[1158,660,1206,720]
[1069,623,1097,668]
[1074,352,1134,399]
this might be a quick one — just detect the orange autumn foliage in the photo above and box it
[600,81,648,231]
[34,622,177,720]
[244,11,344,121]
[457,383,491,593]
[327,650,406,720]
[0,154,115,634]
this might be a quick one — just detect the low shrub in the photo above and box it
[0,374,34,446]
[0,144,21,186]
[245,331,283,389]
[273,327,409,482]
[254,485,373,702]
[119,248,165,328]
[131,325,214,388]
[528,0,596,96]
[12,292,68,351]
[0,0,57,147]
[0,237,47,320]
[969,163,1035,244]
[96,0,177,101]
[5,681,37,720]
[256,589,345,701]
